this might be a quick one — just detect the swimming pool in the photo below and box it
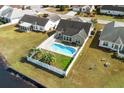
[51,43,76,56]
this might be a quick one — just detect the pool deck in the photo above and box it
[37,34,79,57]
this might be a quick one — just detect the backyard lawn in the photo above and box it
[0,24,124,87]
[31,49,72,70]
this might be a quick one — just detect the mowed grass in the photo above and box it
[77,13,124,22]
[33,50,72,70]
[46,8,69,14]
[51,53,72,70]
[0,24,124,87]
[95,14,124,22]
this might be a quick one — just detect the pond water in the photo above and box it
[0,58,35,88]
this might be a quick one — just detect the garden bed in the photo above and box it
[28,49,73,71]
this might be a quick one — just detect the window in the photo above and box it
[58,33,61,36]
[69,37,72,41]
[119,45,122,50]
[66,37,68,40]
[112,44,114,48]
[76,40,80,44]
[63,36,66,40]
[103,41,108,46]
[40,27,43,30]
[114,44,118,50]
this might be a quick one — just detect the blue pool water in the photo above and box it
[51,43,76,55]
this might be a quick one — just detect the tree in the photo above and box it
[28,48,41,57]
[43,13,49,17]
[59,5,65,11]
[96,6,100,14]
[41,52,55,65]
[91,18,97,25]
[43,5,49,8]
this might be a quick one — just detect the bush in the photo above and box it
[112,52,124,62]
[91,31,95,35]
[113,52,118,58]
[43,14,49,17]
[91,18,97,24]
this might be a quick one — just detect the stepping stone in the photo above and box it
[104,62,110,67]
[101,58,106,61]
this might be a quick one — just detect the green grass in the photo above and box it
[32,51,72,70]
[0,24,124,88]
[54,54,73,70]
[49,52,72,70]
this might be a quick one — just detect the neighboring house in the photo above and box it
[18,14,60,32]
[99,22,124,57]
[0,5,36,22]
[72,5,94,13]
[0,6,13,22]
[47,14,61,29]
[55,19,93,46]
[67,16,83,22]
[100,5,124,16]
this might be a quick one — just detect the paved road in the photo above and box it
[40,7,124,25]
[1,7,124,28]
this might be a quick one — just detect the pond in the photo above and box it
[0,57,35,88]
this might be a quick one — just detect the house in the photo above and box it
[18,14,60,32]
[0,6,13,22]
[55,19,93,46]
[72,5,95,13]
[67,16,83,22]
[47,14,61,29]
[99,21,124,57]
[100,5,124,16]
[0,5,36,22]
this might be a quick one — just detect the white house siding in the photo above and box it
[99,40,113,49]
[90,6,95,13]
[99,40,124,51]
[44,20,60,31]
[32,25,44,31]
[100,9,124,16]
[81,7,87,12]
[118,52,124,58]
[72,7,81,12]
[72,35,84,45]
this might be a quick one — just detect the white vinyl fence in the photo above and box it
[27,57,66,76]
[65,37,89,76]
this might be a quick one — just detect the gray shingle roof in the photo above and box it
[100,21,124,44]
[48,14,61,22]
[19,14,49,26]
[67,16,83,22]
[101,5,124,12]
[56,19,92,36]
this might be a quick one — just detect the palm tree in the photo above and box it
[46,53,55,65]
[91,18,97,25]
[29,48,41,58]
[28,48,36,56]
[41,52,55,65]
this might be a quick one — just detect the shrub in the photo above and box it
[43,14,49,17]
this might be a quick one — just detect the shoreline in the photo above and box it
[0,53,45,88]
